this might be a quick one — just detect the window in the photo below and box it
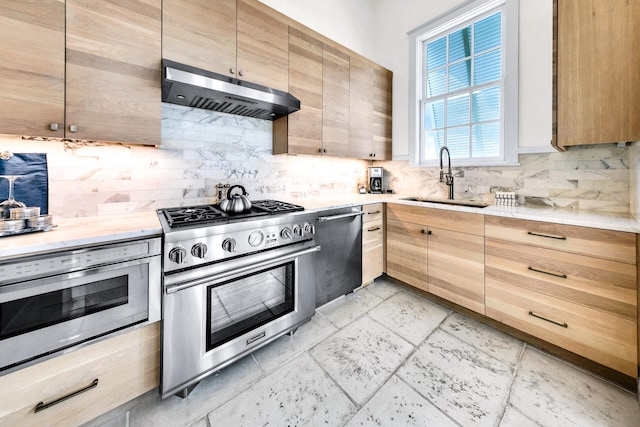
[409,0,519,166]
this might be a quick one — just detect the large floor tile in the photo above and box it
[311,315,414,405]
[252,313,338,373]
[317,287,383,328]
[441,312,524,367]
[369,290,450,345]
[509,349,640,427]
[206,353,356,426]
[346,376,458,427]
[128,354,263,427]
[499,405,541,427]
[397,329,513,427]
[364,277,404,300]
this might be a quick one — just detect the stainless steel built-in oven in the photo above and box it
[0,238,161,373]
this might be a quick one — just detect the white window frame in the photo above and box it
[408,0,519,167]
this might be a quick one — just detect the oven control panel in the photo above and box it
[163,217,317,270]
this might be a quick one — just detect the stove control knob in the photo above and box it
[293,225,304,237]
[168,246,187,264]
[280,227,293,240]
[222,237,237,253]
[191,242,208,259]
[303,223,315,235]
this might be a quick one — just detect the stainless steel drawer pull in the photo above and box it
[527,231,566,240]
[527,266,567,279]
[528,311,568,328]
[34,379,99,413]
[367,226,381,232]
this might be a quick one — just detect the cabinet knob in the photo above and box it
[318,148,323,153]
[49,122,60,131]
[323,149,327,153]
[69,124,78,133]
[230,67,236,75]
[238,70,244,77]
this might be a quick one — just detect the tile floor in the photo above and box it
[87,277,640,427]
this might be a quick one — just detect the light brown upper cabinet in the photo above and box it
[0,0,161,145]
[322,44,351,157]
[554,0,640,149]
[273,27,324,155]
[0,1,65,137]
[66,0,161,145]
[349,57,392,160]
[162,0,289,93]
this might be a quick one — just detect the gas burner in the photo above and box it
[252,200,305,214]
[162,205,228,228]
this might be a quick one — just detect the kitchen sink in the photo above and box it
[400,197,489,208]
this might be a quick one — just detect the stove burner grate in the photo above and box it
[252,200,305,213]
[162,205,228,228]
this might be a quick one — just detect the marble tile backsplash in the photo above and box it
[0,103,633,217]
[379,144,631,213]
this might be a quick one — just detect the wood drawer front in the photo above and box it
[362,218,383,284]
[428,227,485,314]
[0,323,160,427]
[386,218,428,291]
[363,203,383,223]
[486,278,637,377]
[363,218,383,246]
[486,238,637,320]
[387,203,484,236]
[485,216,636,264]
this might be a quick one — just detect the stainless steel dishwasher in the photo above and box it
[314,206,363,307]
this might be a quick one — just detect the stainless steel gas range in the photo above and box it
[157,200,319,399]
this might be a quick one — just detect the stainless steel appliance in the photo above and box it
[0,238,161,374]
[314,206,363,307]
[162,59,301,121]
[368,167,384,194]
[157,200,319,399]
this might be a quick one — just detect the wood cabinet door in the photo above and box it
[372,64,392,160]
[349,54,374,159]
[275,26,323,155]
[556,0,640,146]
[65,0,161,145]
[322,44,350,157]
[0,1,65,138]
[362,218,383,284]
[162,0,237,76]
[386,218,428,291]
[427,227,485,314]
[236,0,289,92]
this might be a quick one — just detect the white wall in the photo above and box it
[259,0,553,158]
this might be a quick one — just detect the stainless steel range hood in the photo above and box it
[161,59,300,121]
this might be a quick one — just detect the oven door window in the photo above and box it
[206,261,294,350]
[0,276,128,340]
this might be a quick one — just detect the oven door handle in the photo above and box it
[165,245,322,294]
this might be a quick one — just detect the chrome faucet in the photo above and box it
[439,146,454,200]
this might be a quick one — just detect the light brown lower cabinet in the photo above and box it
[385,204,485,313]
[362,203,384,284]
[0,323,160,427]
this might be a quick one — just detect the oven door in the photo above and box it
[161,242,320,398]
[0,256,156,372]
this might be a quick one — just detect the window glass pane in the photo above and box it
[446,126,470,159]
[424,99,444,130]
[472,122,500,157]
[474,49,501,85]
[446,93,470,127]
[424,130,445,160]
[426,37,446,70]
[448,26,471,62]
[474,12,502,54]
[426,68,447,97]
[472,86,500,122]
[448,59,471,91]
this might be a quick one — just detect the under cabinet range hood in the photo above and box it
[161,59,300,121]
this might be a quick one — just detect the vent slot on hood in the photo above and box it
[162,59,300,121]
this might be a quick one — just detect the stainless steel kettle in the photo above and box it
[219,185,252,213]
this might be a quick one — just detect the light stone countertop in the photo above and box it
[0,210,162,261]
[285,193,640,233]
